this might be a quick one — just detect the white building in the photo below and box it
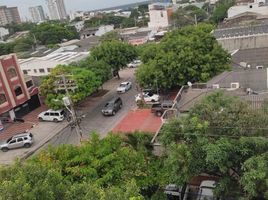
[29,5,46,23]
[19,51,89,77]
[0,27,9,40]
[69,21,84,32]
[46,0,67,20]
[69,11,84,21]
[148,4,173,29]
[228,0,268,18]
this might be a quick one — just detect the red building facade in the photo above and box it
[0,54,40,120]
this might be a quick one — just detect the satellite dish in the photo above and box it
[187,81,192,87]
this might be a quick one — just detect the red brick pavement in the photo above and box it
[112,109,162,134]
[0,105,48,140]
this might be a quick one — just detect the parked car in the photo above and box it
[135,92,160,103]
[117,81,132,93]
[38,109,65,122]
[151,100,174,117]
[197,180,217,200]
[164,183,189,200]
[102,97,123,116]
[127,59,142,68]
[0,132,34,152]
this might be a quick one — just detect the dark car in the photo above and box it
[102,97,123,116]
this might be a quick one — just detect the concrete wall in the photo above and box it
[217,34,268,51]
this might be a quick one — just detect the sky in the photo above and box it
[0,0,148,21]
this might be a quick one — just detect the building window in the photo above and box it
[39,68,45,73]
[0,93,7,104]
[160,11,163,17]
[23,70,28,74]
[34,69,37,73]
[47,68,52,72]
[14,86,23,96]
[26,80,33,88]
[7,67,17,79]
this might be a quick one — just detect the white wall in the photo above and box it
[0,27,9,40]
[148,9,169,29]
[95,25,114,36]
[228,2,268,18]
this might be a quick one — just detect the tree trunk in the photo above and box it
[117,71,120,79]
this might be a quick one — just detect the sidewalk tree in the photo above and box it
[90,40,137,79]
[40,65,101,109]
[159,92,268,199]
[136,24,230,90]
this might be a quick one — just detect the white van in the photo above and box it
[38,109,65,122]
[197,180,217,200]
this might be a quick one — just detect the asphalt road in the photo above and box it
[45,70,138,147]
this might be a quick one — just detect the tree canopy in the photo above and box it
[90,40,137,78]
[136,24,230,91]
[0,133,166,200]
[159,91,268,199]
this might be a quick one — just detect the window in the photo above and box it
[160,11,163,17]
[23,70,28,74]
[26,80,33,88]
[9,140,16,144]
[34,69,37,73]
[7,67,17,79]
[44,112,49,116]
[14,86,23,96]
[17,138,23,142]
[47,68,52,72]
[39,68,45,73]
[0,93,7,104]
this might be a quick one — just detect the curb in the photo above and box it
[20,122,70,161]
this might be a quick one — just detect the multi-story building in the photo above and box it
[0,54,40,120]
[148,4,173,29]
[29,5,46,23]
[0,6,21,25]
[45,0,68,20]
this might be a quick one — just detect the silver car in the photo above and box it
[0,132,34,152]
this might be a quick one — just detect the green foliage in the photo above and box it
[100,30,121,42]
[4,22,36,35]
[136,24,230,90]
[160,92,268,199]
[210,0,235,23]
[0,133,166,199]
[90,40,137,78]
[85,15,125,28]
[40,65,101,110]
[31,22,79,45]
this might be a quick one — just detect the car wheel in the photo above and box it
[1,147,8,152]
[156,111,162,117]
[38,117,43,122]
[24,143,31,148]
[53,118,58,122]
[112,111,116,116]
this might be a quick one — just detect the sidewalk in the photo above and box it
[0,121,68,165]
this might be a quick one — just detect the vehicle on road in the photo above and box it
[151,100,174,117]
[0,132,34,152]
[164,184,189,200]
[38,109,65,122]
[135,92,160,103]
[102,97,123,116]
[127,59,142,68]
[117,81,132,93]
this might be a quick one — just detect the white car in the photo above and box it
[197,180,217,200]
[135,92,160,103]
[38,109,65,122]
[117,81,132,93]
[127,60,142,68]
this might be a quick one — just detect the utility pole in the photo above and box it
[55,75,83,142]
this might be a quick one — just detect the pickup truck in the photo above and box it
[151,100,173,117]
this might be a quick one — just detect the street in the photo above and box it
[41,68,138,147]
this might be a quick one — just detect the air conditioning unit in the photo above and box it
[231,82,239,89]
[212,84,220,89]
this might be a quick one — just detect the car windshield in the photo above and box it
[145,92,153,97]
[120,83,127,87]
[105,102,114,107]
[60,110,64,115]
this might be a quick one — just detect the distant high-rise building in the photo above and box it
[29,6,46,23]
[45,0,67,20]
[0,6,21,25]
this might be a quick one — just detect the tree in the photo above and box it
[159,92,268,199]
[90,40,137,79]
[100,31,121,42]
[40,65,101,109]
[0,133,167,199]
[31,22,78,45]
[210,0,235,24]
[136,24,230,90]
